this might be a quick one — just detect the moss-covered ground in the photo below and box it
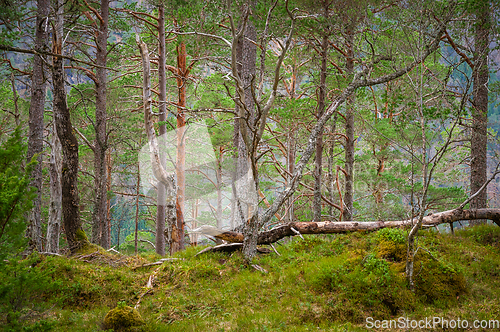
[1,224,500,331]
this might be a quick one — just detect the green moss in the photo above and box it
[289,236,326,252]
[72,229,93,254]
[75,229,89,242]
[103,304,145,331]
[377,240,407,262]
[313,254,415,322]
[414,250,468,304]
[375,228,407,262]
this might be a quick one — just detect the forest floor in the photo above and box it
[1,224,500,332]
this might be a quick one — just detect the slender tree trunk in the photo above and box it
[343,23,355,222]
[235,5,258,263]
[230,10,255,230]
[52,32,89,254]
[287,130,296,223]
[314,23,328,222]
[46,0,64,255]
[92,0,110,248]
[327,114,337,218]
[174,42,187,252]
[135,162,141,255]
[10,74,20,127]
[156,3,167,256]
[191,199,199,246]
[137,27,178,256]
[26,0,49,254]
[216,148,224,245]
[106,151,112,246]
[47,122,62,253]
[406,60,428,290]
[470,0,490,225]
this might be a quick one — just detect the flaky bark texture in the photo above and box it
[156,3,167,256]
[47,122,62,253]
[92,0,110,248]
[313,6,328,222]
[174,42,187,252]
[342,21,355,222]
[235,7,258,262]
[470,0,490,224]
[26,0,49,254]
[46,0,64,256]
[134,163,141,254]
[195,208,500,245]
[231,2,258,262]
[52,35,89,253]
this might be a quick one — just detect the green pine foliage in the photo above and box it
[0,126,36,261]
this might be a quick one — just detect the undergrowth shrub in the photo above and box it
[312,254,414,322]
[0,254,59,330]
[460,224,500,247]
[0,126,37,262]
[289,236,326,252]
[413,250,468,305]
[376,228,407,262]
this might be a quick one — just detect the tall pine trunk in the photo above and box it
[156,3,167,255]
[173,42,187,252]
[236,7,258,263]
[52,32,89,254]
[287,131,296,223]
[26,0,49,254]
[92,0,109,248]
[342,23,355,222]
[470,0,489,224]
[313,13,329,222]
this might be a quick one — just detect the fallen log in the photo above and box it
[192,208,500,245]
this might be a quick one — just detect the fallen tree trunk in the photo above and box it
[193,208,500,245]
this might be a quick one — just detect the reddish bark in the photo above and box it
[174,42,187,252]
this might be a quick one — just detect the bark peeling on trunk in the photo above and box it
[174,42,187,253]
[92,0,110,249]
[52,33,89,254]
[470,0,490,224]
[156,3,167,256]
[47,122,62,253]
[26,0,49,254]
